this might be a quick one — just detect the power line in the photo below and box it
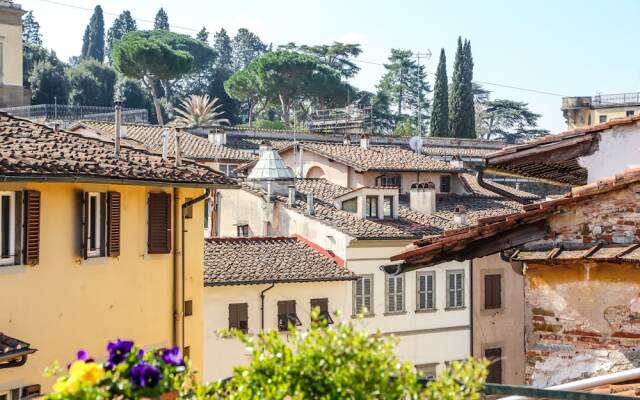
[33,0,567,98]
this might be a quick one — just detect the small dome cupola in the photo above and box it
[247,141,294,196]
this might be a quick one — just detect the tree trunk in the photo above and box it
[146,77,164,126]
[279,94,290,127]
[248,99,253,128]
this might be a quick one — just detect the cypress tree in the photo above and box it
[449,37,464,138]
[461,39,476,138]
[22,11,42,47]
[430,48,449,137]
[106,11,137,63]
[80,5,105,62]
[196,27,209,43]
[154,8,169,31]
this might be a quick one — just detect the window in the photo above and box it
[484,274,502,310]
[277,300,301,331]
[599,115,607,123]
[85,192,103,258]
[184,300,193,317]
[416,271,435,311]
[376,175,401,188]
[229,303,248,333]
[353,275,373,315]
[0,192,15,266]
[385,274,404,313]
[204,200,210,229]
[341,197,358,213]
[383,196,394,218]
[219,164,238,176]
[485,347,503,384]
[415,363,437,380]
[0,389,19,400]
[365,196,378,218]
[439,176,451,193]
[148,192,171,254]
[446,270,465,309]
[627,110,635,117]
[310,298,333,324]
[237,224,249,237]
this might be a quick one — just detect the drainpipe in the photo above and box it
[469,258,474,358]
[177,188,211,351]
[260,283,275,330]
[476,168,531,205]
[172,188,180,347]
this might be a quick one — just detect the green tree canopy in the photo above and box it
[154,8,169,31]
[106,11,137,63]
[22,11,42,47]
[114,76,151,110]
[430,48,449,137]
[477,98,548,142]
[81,5,105,62]
[213,28,233,70]
[449,37,475,138]
[231,28,268,70]
[281,42,362,78]
[67,59,117,106]
[30,60,69,104]
[196,27,209,43]
[112,30,214,125]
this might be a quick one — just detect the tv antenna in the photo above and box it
[414,50,432,137]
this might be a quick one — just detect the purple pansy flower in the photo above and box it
[106,339,134,368]
[129,362,161,388]
[161,347,184,367]
[77,350,94,363]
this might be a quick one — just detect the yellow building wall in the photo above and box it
[0,182,205,393]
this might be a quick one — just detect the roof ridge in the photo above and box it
[206,236,295,243]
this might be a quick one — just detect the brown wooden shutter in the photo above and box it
[229,303,247,330]
[23,190,41,266]
[106,191,121,257]
[238,303,248,332]
[310,298,328,313]
[22,384,41,398]
[484,274,502,310]
[148,192,171,254]
[485,347,502,384]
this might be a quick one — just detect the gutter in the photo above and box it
[476,168,531,205]
[0,175,239,189]
[260,283,275,330]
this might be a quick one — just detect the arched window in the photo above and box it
[306,166,326,179]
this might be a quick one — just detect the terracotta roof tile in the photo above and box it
[459,173,539,200]
[73,121,256,162]
[0,113,235,186]
[203,237,356,285]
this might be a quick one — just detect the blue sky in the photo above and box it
[19,0,640,133]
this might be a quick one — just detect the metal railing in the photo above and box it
[0,104,148,124]
[562,93,640,110]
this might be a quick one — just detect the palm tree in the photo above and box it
[174,95,230,127]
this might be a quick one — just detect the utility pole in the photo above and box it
[414,51,431,137]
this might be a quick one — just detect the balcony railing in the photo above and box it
[562,92,640,110]
[0,104,148,125]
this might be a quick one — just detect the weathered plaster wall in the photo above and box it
[525,262,640,387]
[472,253,525,384]
[579,124,640,183]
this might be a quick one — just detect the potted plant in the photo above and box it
[45,340,194,399]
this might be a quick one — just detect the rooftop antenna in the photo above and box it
[161,128,169,161]
[414,50,432,137]
[114,100,122,160]
[174,128,182,167]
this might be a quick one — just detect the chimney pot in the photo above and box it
[343,135,350,145]
[306,192,315,215]
[453,204,468,225]
[409,182,436,215]
[360,133,370,150]
[174,128,182,167]
[288,186,296,206]
[114,101,122,160]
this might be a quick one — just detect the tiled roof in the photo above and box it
[298,142,460,172]
[0,333,36,364]
[422,146,497,158]
[0,113,235,186]
[72,121,256,162]
[392,167,640,264]
[204,237,356,286]
[512,244,640,263]
[459,173,540,200]
[485,114,640,185]
[237,142,461,173]
[245,178,524,240]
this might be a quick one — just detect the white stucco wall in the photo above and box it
[0,14,23,86]
[203,281,352,381]
[579,124,640,183]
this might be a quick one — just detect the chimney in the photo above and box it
[288,185,296,206]
[343,135,350,145]
[306,192,315,215]
[161,129,169,161]
[174,128,182,167]
[53,122,60,132]
[453,205,468,225]
[114,101,122,160]
[409,182,436,215]
[209,128,226,146]
[360,133,370,150]
[259,140,272,156]
[449,155,464,169]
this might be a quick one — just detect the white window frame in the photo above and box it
[385,273,405,313]
[0,191,15,266]
[87,192,102,258]
[219,163,239,176]
[353,274,374,316]
[416,271,436,311]
[446,269,465,309]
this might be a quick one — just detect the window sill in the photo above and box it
[445,306,466,311]
[351,313,375,319]
[384,311,407,316]
[480,308,503,315]
[415,309,438,314]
